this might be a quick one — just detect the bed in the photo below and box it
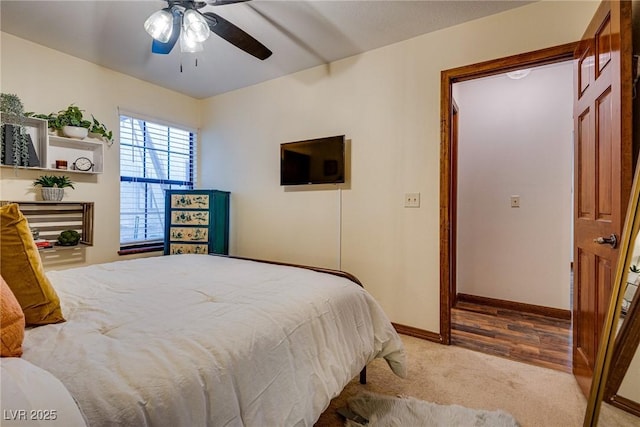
[1,254,406,426]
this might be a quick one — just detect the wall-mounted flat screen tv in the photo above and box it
[280,135,345,185]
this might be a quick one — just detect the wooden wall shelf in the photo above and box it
[0,200,94,246]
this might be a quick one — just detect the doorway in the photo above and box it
[449,60,575,371]
[439,43,579,349]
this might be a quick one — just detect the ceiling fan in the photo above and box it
[144,0,272,60]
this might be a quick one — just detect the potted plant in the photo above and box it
[56,229,81,246]
[0,93,36,166]
[28,105,114,144]
[33,175,75,201]
[55,105,91,139]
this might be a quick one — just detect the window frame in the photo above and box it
[118,110,197,255]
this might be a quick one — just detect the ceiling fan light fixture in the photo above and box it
[180,31,204,53]
[144,8,174,43]
[183,9,210,43]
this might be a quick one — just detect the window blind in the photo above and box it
[119,115,195,248]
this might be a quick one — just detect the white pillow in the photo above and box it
[0,358,87,427]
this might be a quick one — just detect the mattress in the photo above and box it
[19,255,406,426]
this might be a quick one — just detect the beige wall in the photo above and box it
[454,62,574,310]
[199,1,599,331]
[0,32,201,267]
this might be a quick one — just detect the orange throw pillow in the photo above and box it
[1,274,26,357]
[0,203,65,325]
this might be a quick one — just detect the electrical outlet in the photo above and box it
[510,195,520,208]
[405,193,420,208]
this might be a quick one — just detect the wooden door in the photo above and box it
[573,0,633,397]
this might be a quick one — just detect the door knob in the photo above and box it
[593,234,618,248]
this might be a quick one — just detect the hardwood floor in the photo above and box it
[452,301,572,373]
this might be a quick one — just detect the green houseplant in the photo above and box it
[56,105,91,128]
[29,104,113,144]
[33,175,75,201]
[56,105,91,139]
[57,229,81,246]
[89,115,114,144]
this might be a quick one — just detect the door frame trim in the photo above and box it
[439,42,580,344]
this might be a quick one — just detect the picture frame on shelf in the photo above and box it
[0,114,47,168]
[2,125,39,166]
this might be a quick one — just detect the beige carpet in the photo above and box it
[315,334,638,427]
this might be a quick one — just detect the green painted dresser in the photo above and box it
[163,189,229,255]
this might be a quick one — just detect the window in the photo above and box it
[119,114,195,253]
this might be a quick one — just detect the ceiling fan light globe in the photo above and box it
[183,9,210,43]
[180,32,204,53]
[144,9,173,43]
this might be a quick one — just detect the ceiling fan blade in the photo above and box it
[203,12,272,60]
[151,9,181,55]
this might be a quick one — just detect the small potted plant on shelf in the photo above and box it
[56,229,81,246]
[33,175,75,201]
[55,105,91,139]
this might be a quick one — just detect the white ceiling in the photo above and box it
[0,1,533,99]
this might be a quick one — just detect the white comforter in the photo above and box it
[22,255,406,427]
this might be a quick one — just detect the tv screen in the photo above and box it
[280,135,345,185]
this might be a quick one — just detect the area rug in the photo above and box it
[343,391,520,427]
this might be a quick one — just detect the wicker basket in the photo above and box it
[41,187,64,201]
